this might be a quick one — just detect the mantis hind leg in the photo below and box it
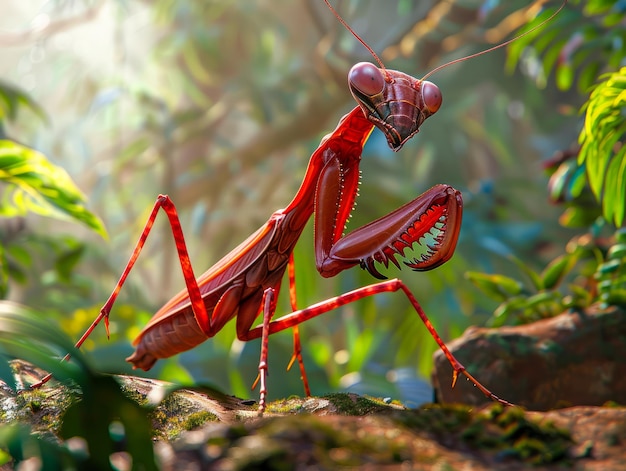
[285,253,311,396]
[244,278,512,409]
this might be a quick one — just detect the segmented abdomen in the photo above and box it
[126,307,207,371]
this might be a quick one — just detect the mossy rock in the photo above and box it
[2,361,626,470]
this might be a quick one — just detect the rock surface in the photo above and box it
[432,305,626,409]
[160,401,626,470]
[2,361,626,470]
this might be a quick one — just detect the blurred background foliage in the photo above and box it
[0,0,623,411]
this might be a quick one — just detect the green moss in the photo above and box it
[147,392,218,440]
[602,400,624,408]
[396,403,571,466]
[182,411,217,431]
[323,393,393,415]
[396,403,472,435]
[262,392,397,416]
[118,383,149,406]
[264,397,305,414]
[8,386,77,434]
[252,414,409,468]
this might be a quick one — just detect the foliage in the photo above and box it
[0,140,106,237]
[505,0,626,227]
[506,0,626,93]
[0,80,102,233]
[0,301,158,470]
[468,0,626,325]
[0,80,47,125]
[467,229,626,325]
[578,68,626,227]
[0,78,106,299]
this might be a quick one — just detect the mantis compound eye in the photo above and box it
[349,62,385,96]
[420,81,442,115]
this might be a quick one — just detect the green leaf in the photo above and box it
[0,301,157,469]
[607,243,626,260]
[568,284,592,307]
[578,68,626,227]
[465,272,524,302]
[0,346,16,391]
[556,62,574,91]
[0,424,73,470]
[603,288,626,306]
[60,375,158,471]
[540,254,575,290]
[603,144,626,227]
[0,140,107,238]
[0,81,48,124]
[558,206,601,229]
[596,258,622,276]
[0,302,90,389]
[524,291,561,310]
[491,297,530,327]
[547,159,587,203]
[578,61,600,95]
[54,245,86,283]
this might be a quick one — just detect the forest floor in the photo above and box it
[2,362,625,470]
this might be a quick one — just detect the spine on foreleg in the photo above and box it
[125,309,208,371]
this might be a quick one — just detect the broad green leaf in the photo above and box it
[596,258,622,276]
[0,140,107,238]
[60,375,158,471]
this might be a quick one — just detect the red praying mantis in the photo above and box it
[34,0,566,412]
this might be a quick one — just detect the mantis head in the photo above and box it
[348,62,442,151]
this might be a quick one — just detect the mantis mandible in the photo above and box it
[34,0,566,412]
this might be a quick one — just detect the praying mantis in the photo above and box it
[35,0,566,412]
